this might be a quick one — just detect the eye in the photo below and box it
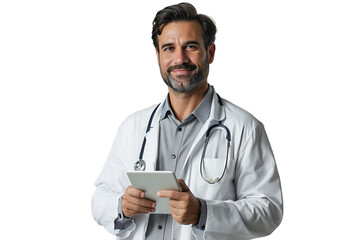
[186,44,198,50]
[163,46,174,52]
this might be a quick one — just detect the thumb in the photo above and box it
[177,179,189,192]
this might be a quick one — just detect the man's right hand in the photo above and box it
[121,185,156,218]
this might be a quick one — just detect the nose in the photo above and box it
[174,48,189,65]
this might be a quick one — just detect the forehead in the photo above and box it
[158,21,204,45]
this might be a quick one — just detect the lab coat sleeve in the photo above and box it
[203,123,283,240]
[91,126,136,238]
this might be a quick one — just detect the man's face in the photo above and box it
[156,21,215,93]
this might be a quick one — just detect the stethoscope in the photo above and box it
[134,94,231,184]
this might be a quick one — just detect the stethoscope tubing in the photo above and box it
[134,95,231,184]
[134,104,160,171]
[200,122,231,184]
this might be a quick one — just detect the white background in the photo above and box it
[1,0,359,239]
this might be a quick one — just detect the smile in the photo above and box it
[171,69,193,74]
[167,64,196,74]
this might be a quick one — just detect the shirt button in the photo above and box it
[171,154,176,159]
[158,225,162,230]
[201,225,205,230]
[177,127,182,131]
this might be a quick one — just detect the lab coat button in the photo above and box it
[177,127,182,131]
[171,154,176,159]
[158,225,162,230]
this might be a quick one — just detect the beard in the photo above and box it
[160,56,209,93]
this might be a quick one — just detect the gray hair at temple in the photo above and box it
[151,2,217,51]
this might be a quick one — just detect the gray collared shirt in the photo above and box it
[146,86,213,240]
[116,86,213,239]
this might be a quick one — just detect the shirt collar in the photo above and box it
[159,97,172,120]
[159,85,213,124]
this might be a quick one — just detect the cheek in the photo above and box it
[190,53,205,66]
[159,55,172,68]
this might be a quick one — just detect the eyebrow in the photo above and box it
[161,43,174,50]
[185,41,200,46]
[160,41,201,50]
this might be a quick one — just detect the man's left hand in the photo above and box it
[157,179,200,225]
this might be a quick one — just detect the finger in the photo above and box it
[123,201,156,214]
[168,203,200,225]
[169,207,182,218]
[157,189,182,199]
[126,185,145,198]
[169,208,192,225]
[123,205,154,218]
[177,179,189,192]
[123,194,156,209]
[123,207,144,218]
[168,198,185,208]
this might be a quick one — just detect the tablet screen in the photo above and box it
[126,171,180,214]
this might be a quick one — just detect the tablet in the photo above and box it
[126,171,181,214]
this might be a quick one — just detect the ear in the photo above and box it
[208,43,216,64]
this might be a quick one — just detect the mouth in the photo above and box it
[167,64,196,75]
[171,69,193,75]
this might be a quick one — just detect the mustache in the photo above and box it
[167,64,196,73]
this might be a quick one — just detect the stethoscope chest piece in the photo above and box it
[134,159,146,171]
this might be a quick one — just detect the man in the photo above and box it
[92,3,283,240]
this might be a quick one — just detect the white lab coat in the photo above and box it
[92,87,283,240]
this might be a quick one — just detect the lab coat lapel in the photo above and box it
[180,88,226,177]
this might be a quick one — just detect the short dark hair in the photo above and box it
[152,2,217,51]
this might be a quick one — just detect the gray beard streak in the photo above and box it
[166,71,205,93]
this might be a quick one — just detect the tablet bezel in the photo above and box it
[126,171,181,214]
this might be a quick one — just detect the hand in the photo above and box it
[121,185,156,218]
[157,179,200,225]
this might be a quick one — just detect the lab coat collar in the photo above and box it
[208,86,226,123]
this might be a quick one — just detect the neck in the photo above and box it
[168,82,209,122]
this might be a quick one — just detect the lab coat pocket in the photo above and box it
[201,157,228,183]
[200,157,236,200]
